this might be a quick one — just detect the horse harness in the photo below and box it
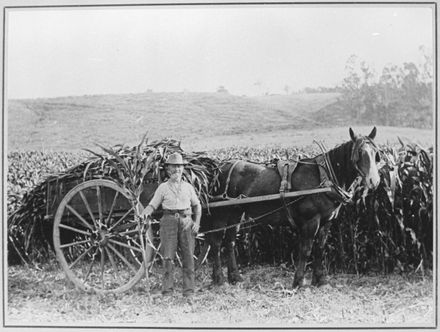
[207,138,376,232]
[277,159,299,228]
[314,136,379,205]
[280,137,377,226]
[350,136,379,178]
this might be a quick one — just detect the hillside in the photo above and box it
[6,91,434,152]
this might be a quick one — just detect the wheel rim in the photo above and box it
[53,179,153,293]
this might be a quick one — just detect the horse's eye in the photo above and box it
[375,152,381,163]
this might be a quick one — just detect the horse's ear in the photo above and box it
[368,127,377,140]
[349,128,357,141]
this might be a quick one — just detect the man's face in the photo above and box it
[167,164,184,180]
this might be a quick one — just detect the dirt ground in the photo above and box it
[5,263,435,329]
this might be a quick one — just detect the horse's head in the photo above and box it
[349,127,381,190]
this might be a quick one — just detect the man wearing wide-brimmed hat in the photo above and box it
[139,152,202,298]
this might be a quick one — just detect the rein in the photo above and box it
[314,140,362,205]
[200,196,304,235]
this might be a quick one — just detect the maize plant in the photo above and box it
[7,137,433,274]
[7,137,217,265]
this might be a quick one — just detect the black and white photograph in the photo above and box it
[2,0,436,329]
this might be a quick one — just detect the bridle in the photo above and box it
[351,137,379,178]
[314,136,379,206]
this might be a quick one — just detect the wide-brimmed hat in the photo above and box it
[164,152,187,165]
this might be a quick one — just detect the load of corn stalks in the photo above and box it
[7,136,219,265]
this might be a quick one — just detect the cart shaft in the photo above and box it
[206,187,332,208]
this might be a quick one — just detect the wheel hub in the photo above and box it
[98,228,110,247]
[91,219,112,247]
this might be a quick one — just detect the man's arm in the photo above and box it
[191,203,202,234]
[188,184,202,233]
[137,184,162,220]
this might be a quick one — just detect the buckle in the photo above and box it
[174,213,180,218]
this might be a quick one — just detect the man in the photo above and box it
[139,152,202,298]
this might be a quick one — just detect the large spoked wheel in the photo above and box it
[53,179,154,294]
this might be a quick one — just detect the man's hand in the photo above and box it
[136,203,154,224]
[192,221,200,234]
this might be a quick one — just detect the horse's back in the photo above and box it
[218,160,280,197]
[290,159,322,191]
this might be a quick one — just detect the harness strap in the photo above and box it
[279,163,297,229]
[314,145,353,205]
[210,160,245,201]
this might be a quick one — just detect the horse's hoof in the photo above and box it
[312,275,329,288]
[292,278,307,289]
[318,283,333,291]
[228,273,244,284]
[212,275,225,286]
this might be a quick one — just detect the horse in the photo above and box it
[200,127,381,287]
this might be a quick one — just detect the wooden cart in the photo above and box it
[52,178,331,293]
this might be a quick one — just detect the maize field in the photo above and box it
[7,137,433,276]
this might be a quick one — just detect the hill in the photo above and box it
[6,91,434,152]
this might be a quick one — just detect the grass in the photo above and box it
[6,261,434,328]
[7,92,433,153]
[7,92,340,151]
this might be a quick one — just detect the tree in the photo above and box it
[339,48,433,128]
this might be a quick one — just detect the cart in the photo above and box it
[52,178,331,293]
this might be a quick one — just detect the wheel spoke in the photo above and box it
[108,239,142,253]
[148,242,162,273]
[83,248,99,283]
[126,237,141,249]
[60,239,91,249]
[105,247,120,282]
[68,245,94,269]
[108,207,134,231]
[107,243,137,273]
[79,191,96,226]
[117,228,139,237]
[100,248,105,289]
[66,204,94,230]
[96,185,103,222]
[106,191,119,226]
[59,223,91,236]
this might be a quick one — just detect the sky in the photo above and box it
[5,4,434,99]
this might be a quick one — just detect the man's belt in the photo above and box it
[163,209,192,218]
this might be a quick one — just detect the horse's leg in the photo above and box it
[312,220,332,287]
[293,215,320,288]
[225,227,243,284]
[207,231,225,285]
